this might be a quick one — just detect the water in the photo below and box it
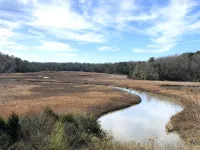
[98,87,184,144]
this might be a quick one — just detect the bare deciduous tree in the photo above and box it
[182,85,200,147]
[0,52,16,104]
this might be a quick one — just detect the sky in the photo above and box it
[0,0,200,63]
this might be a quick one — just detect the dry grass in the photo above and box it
[1,71,200,145]
[0,80,140,118]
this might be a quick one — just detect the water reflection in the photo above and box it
[98,87,183,143]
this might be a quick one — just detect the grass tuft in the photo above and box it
[43,107,59,120]
[50,121,67,150]
[60,113,76,123]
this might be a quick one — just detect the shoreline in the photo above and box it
[95,95,141,119]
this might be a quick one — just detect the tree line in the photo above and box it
[128,51,200,81]
[0,51,200,81]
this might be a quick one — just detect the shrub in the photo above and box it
[0,133,11,149]
[51,113,105,149]
[50,121,67,150]
[75,115,103,137]
[0,113,20,149]
[43,107,59,120]
[16,113,57,149]
[0,117,6,132]
[6,113,20,142]
[60,113,76,123]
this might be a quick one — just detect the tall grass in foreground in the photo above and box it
[182,86,200,146]
[0,108,105,150]
[0,108,198,150]
[168,85,200,150]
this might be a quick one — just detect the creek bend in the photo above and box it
[98,87,184,144]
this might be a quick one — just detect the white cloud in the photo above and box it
[56,53,78,57]
[98,46,120,52]
[0,28,13,38]
[0,28,28,54]
[0,41,29,52]
[27,29,45,38]
[27,1,105,43]
[49,29,105,43]
[17,0,37,5]
[188,20,200,30]
[118,14,157,22]
[1,0,200,60]
[133,0,200,52]
[0,37,76,53]
[31,2,95,31]
[37,41,76,52]
[0,19,20,29]
[26,0,149,44]
[13,53,84,63]
[133,44,175,53]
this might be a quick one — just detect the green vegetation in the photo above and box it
[0,109,106,150]
[0,109,198,150]
[0,113,20,149]
[1,51,200,81]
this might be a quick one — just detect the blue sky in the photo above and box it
[0,0,200,63]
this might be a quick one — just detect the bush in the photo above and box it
[16,113,57,149]
[43,107,59,120]
[0,133,11,149]
[0,117,6,132]
[75,115,103,137]
[56,113,105,149]
[6,113,20,142]
[0,110,106,149]
[50,121,67,150]
[60,113,76,123]
[0,113,20,148]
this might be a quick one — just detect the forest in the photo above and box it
[0,51,200,81]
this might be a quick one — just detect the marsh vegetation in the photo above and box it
[0,109,189,150]
[0,60,200,149]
